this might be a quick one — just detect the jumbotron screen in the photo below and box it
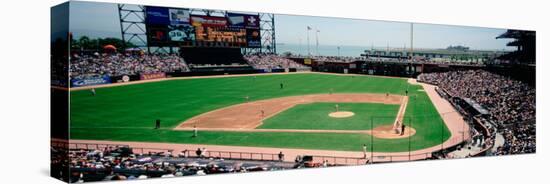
[145,6,261,48]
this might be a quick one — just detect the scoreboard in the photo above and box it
[145,6,261,48]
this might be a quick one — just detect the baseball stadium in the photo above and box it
[50,1,536,183]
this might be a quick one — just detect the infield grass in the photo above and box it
[258,102,400,130]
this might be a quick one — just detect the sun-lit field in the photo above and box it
[70,73,451,152]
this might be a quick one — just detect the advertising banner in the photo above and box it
[70,75,111,87]
[246,29,261,47]
[145,6,170,25]
[304,58,312,65]
[168,25,195,42]
[191,16,228,27]
[146,6,190,26]
[148,26,170,43]
[227,13,260,29]
[140,72,166,80]
[244,14,260,29]
[226,13,245,28]
[168,8,190,25]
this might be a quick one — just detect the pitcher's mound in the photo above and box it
[328,111,355,118]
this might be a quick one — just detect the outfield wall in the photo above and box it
[70,67,310,88]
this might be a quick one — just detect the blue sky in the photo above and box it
[275,14,512,50]
[68,1,513,51]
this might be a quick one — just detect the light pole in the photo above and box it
[409,23,414,62]
[441,116,445,151]
[298,37,302,56]
[316,29,320,56]
[371,117,374,163]
[408,118,412,161]
[306,26,311,57]
[337,46,341,57]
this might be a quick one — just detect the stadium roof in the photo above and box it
[496,29,536,39]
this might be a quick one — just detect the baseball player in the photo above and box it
[394,121,400,134]
[155,119,161,129]
[90,88,96,96]
[362,144,368,158]
[192,125,198,138]
[401,124,406,136]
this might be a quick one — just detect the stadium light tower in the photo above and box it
[260,13,276,54]
[117,4,148,52]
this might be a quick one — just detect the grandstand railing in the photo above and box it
[197,151,280,162]
[68,142,176,155]
[310,152,435,165]
[69,142,130,151]
[65,141,473,165]
[66,142,281,162]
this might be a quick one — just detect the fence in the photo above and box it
[191,150,280,162]
[310,152,433,165]
[66,142,282,162]
[64,142,448,166]
[69,142,130,151]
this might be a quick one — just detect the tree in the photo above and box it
[78,36,90,49]
[71,36,137,52]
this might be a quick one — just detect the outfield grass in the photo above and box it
[258,102,400,130]
[69,73,451,152]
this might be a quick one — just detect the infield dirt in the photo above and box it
[175,93,414,139]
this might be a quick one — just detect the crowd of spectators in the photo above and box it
[244,54,310,70]
[418,70,535,124]
[313,56,360,63]
[69,53,189,79]
[67,146,293,183]
[417,70,536,155]
[364,56,485,66]
[494,122,536,155]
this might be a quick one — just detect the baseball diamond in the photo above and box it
[70,73,453,153]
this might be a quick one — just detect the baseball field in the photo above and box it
[69,73,451,152]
